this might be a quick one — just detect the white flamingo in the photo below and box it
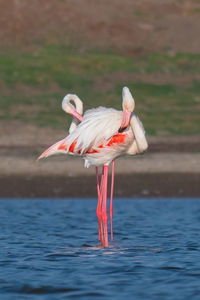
[39,87,148,245]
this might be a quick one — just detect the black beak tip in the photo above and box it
[118,127,126,133]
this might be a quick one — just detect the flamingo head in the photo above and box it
[120,87,135,131]
[62,94,83,122]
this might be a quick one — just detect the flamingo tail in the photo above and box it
[38,132,127,160]
[38,139,68,160]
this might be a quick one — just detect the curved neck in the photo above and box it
[69,95,83,115]
[62,94,83,115]
[62,94,84,134]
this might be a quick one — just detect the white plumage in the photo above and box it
[39,87,148,168]
[66,107,123,153]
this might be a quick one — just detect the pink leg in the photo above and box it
[110,160,115,217]
[96,167,103,241]
[98,168,105,214]
[98,217,104,247]
[101,165,109,247]
[96,167,100,197]
[110,160,115,241]
[102,165,108,219]
[96,167,106,241]
[102,217,108,247]
[96,165,109,247]
[96,167,101,220]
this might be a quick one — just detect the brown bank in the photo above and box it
[1,173,200,199]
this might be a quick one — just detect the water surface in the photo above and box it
[0,198,200,299]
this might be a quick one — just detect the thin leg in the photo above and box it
[96,167,104,241]
[110,160,115,241]
[101,165,109,247]
[98,167,105,217]
[102,165,108,219]
[96,167,101,219]
[96,165,109,247]
[102,216,108,247]
[99,220,104,247]
[96,167,100,197]
[110,160,115,217]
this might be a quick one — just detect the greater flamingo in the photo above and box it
[39,87,148,246]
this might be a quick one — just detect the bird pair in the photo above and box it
[39,87,148,245]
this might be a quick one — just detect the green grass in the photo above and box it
[0,44,200,135]
[142,53,200,74]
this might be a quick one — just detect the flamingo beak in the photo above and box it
[70,107,83,122]
[119,109,131,131]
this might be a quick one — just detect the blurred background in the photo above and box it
[0,0,200,198]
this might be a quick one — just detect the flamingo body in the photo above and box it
[39,108,147,167]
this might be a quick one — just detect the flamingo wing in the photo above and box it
[38,131,128,160]
[66,107,123,154]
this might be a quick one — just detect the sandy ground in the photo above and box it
[1,153,200,177]
[0,121,200,198]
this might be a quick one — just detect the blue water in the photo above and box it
[0,198,200,299]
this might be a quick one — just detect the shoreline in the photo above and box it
[1,122,200,199]
[2,173,200,198]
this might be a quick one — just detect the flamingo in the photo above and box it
[38,87,148,245]
[61,93,114,245]
[61,93,117,244]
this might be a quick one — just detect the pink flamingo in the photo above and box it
[39,87,148,246]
